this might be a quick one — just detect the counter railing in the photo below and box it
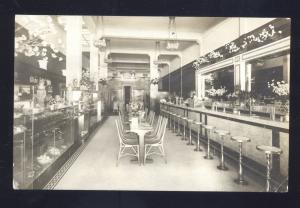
[160,102,289,191]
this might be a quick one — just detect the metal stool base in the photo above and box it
[187,142,194,145]
[204,155,213,160]
[217,165,228,171]
[194,148,203,152]
[234,178,248,185]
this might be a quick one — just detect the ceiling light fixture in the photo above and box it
[166,16,179,50]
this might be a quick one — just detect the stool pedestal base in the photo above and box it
[194,147,203,152]
[204,155,213,160]
[234,178,248,185]
[217,165,228,171]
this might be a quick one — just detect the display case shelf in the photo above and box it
[13,105,80,189]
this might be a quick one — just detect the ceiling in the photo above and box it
[15,15,226,74]
[99,16,226,34]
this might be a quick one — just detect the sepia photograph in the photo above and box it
[13,15,290,192]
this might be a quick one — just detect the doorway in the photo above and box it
[124,86,131,110]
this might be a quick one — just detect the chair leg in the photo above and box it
[116,145,123,166]
[160,145,167,164]
[136,145,140,165]
[144,145,149,165]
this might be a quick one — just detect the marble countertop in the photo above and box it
[162,102,289,131]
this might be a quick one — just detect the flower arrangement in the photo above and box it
[48,97,56,106]
[268,80,289,114]
[15,30,64,61]
[93,38,106,50]
[160,98,167,103]
[225,42,240,54]
[193,57,209,67]
[193,23,284,70]
[150,78,159,85]
[226,92,239,101]
[267,80,289,100]
[206,87,227,100]
[207,51,223,59]
[130,102,142,116]
[80,71,93,90]
[99,78,107,85]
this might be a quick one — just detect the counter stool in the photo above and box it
[194,121,203,152]
[231,136,251,185]
[166,111,171,130]
[169,113,175,133]
[256,145,282,192]
[181,117,188,141]
[215,129,230,170]
[187,119,195,145]
[203,125,215,159]
[176,115,183,136]
[172,113,177,133]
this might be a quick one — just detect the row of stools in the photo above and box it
[161,109,283,192]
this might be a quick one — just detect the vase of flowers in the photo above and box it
[206,87,227,111]
[130,102,141,117]
[48,97,56,110]
[227,92,239,114]
[268,80,289,122]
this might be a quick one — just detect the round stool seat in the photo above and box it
[182,117,188,120]
[203,125,214,130]
[215,129,230,136]
[231,136,251,143]
[187,119,194,123]
[194,121,202,125]
[256,145,282,155]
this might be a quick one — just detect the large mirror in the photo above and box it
[203,65,234,97]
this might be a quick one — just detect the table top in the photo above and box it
[130,126,153,134]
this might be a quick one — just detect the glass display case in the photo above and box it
[13,104,79,189]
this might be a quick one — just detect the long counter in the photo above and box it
[160,102,289,178]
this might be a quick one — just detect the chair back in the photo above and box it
[149,111,155,126]
[116,118,135,145]
[159,118,168,144]
[152,117,167,143]
[151,115,163,136]
[115,119,124,145]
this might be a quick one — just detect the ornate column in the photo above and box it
[149,53,159,110]
[283,54,290,83]
[240,61,246,91]
[65,16,83,87]
[196,73,205,98]
[246,63,252,92]
[89,34,99,91]
[99,50,108,80]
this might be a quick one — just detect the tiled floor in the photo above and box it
[54,116,265,191]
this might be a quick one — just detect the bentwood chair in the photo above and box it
[144,117,168,164]
[115,119,139,166]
